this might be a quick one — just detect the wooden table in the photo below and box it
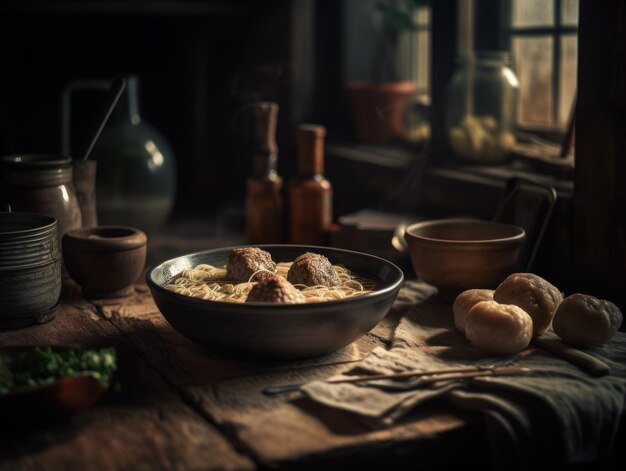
[0,277,490,470]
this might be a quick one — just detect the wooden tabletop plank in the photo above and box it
[87,283,469,467]
[0,287,254,471]
[93,284,379,387]
[1,276,471,469]
[183,364,465,466]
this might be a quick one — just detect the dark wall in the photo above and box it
[0,0,294,215]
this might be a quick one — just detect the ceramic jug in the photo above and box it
[63,75,176,234]
[1,154,82,249]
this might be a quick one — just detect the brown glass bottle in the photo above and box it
[288,125,332,245]
[245,102,283,244]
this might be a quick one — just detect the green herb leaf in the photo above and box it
[0,347,117,395]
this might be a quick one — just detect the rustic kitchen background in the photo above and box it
[0,0,623,311]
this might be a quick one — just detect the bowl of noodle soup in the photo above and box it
[147,245,404,359]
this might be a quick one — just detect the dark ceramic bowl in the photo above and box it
[147,245,404,359]
[404,218,526,302]
[63,226,147,298]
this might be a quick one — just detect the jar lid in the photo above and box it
[1,154,72,168]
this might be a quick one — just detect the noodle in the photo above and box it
[164,261,375,303]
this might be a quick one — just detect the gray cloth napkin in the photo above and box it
[301,281,626,469]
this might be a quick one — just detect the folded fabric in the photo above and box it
[301,282,626,469]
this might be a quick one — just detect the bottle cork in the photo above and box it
[251,102,279,174]
[297,124,326,175]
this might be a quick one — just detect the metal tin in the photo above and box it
[0,212,62,328]
[0,212,58,269]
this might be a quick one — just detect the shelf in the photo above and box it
[327,141,573,198]
[0,0,259,16]
[326,142,416,170]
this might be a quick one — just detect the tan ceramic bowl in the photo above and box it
[404,218,526,302]
[63,226,147,298]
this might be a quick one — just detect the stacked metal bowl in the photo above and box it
[0,212,62,328]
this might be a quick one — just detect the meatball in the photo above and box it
[226,247,276,282]
[287,252,341,287]
[245,276,305,304]
[248,270,274,283]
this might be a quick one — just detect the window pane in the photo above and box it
[561,0,579,26]
[416,30,430,93]
[405,30,430,93]
[513,36,553,126]
[401,23,430,92]
[559,35,578,127]
[512,0,554,28]
[414,6,430,26]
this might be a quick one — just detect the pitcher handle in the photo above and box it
[61,79,112,157]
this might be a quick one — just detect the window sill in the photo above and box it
[326,143,574,217]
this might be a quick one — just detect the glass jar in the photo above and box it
[445,51,519,163]
[403,94,431,145]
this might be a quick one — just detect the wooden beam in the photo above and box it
[575,0,626,310]
[430,0,459,161]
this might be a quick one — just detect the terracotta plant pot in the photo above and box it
[63,226,147,298]
[346,81,416,144]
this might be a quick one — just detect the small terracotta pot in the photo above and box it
[63,226,147,298]
[346,81,416,144]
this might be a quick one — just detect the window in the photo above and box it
[399,5,431,97]
[504,0,578,130]
[399,3,432,143]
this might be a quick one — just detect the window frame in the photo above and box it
[502,0,578,133]
[408,7,432,97]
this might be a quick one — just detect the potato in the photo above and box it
[453,289,494,335]
[553,293,623,347]
[465,300,533,355]
[494,273,563,336]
